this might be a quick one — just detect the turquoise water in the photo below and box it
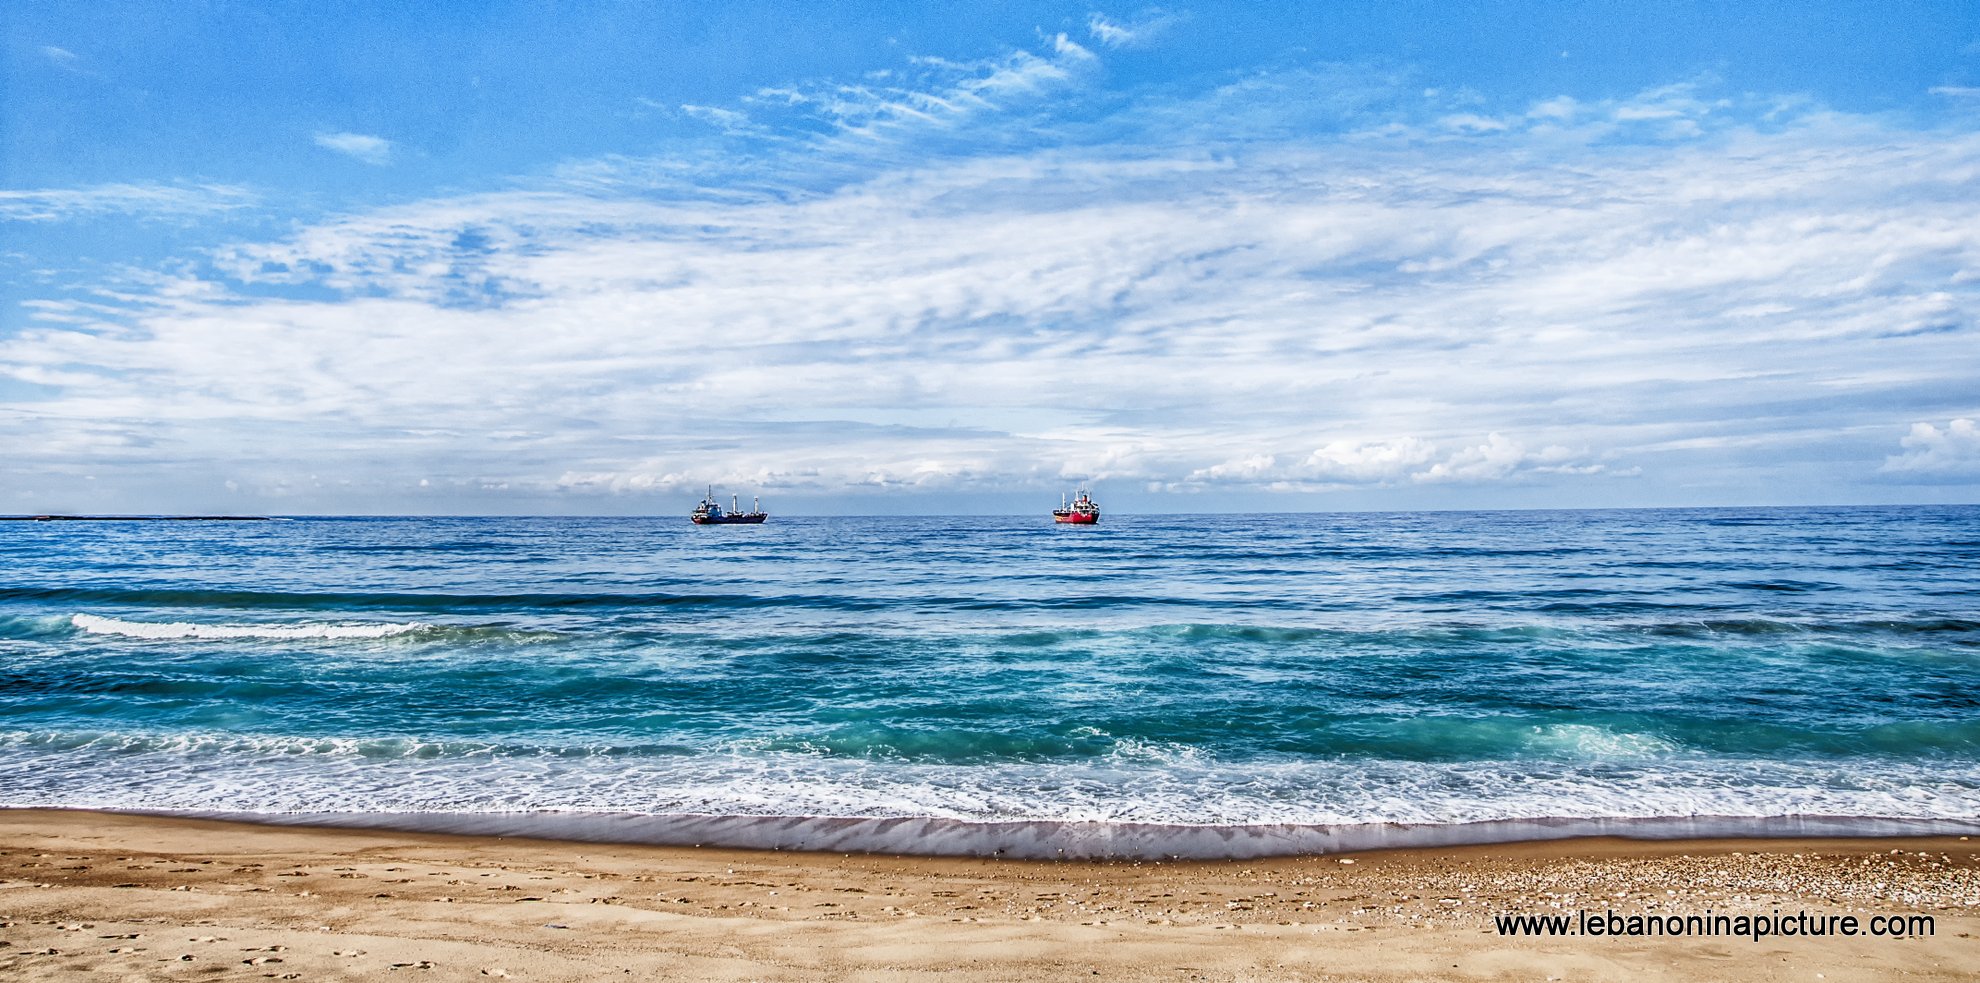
[2,507,1977,856]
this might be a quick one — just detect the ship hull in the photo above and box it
[1052,512,1099,524]
[691,514,768,525]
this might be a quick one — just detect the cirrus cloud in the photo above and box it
[313,131,394,165]
[1086,10,1185,49]
[0,182,258,223]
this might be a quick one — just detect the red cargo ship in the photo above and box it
[1052,489,1100,524]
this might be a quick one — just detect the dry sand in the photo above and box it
[1,809,1975,981]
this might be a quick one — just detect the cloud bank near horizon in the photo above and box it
[3,32,1977,512]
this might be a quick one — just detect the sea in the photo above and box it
[2,506,1977,859]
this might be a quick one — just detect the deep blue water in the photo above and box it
[2,507,1977,856]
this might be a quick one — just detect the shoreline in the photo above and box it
[3,809,1974,981]
[72,807,1980,860]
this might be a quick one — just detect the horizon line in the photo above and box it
[6,502,1975,522]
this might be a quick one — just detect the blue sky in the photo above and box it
[4,2,1979,514]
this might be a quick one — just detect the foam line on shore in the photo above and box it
[149,810,1980,860]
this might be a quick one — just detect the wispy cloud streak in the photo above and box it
[1086,10,1185,48]
[0,183,258,222]
[313,131,394,165]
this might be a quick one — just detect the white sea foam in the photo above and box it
[6,728,1980,851]
[1105,737,1207,765]
[1522,723,1680,758]
[70,613,425,641]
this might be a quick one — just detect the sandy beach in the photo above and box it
[0,810,1973,981]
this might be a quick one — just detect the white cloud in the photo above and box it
[1051,32,1097,63]
[1440,113,1509,133]
[1881,419,1980,476]
[1180,435,1607,490]
[1086,11,1184,48]
[1417,434,1546,484]
[1528,96,1579,121]
[732,37,1097,153]
[1306,439,1440,483]
[1384,78,1760,146]
[680,103,754,132]
[313,131,394,165]
[0,182,258,222]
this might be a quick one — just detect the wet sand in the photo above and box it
[1,809,1975,981]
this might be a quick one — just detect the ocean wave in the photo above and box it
[1105,736,1207,765]
[4,728,1979,846]
[71,613,427,641]
[0,729,709,760]
[4,585,937,615]
[1520,723,1680,757]
[12,611,1974,650]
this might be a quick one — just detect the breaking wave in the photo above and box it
[70,613,427,641]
